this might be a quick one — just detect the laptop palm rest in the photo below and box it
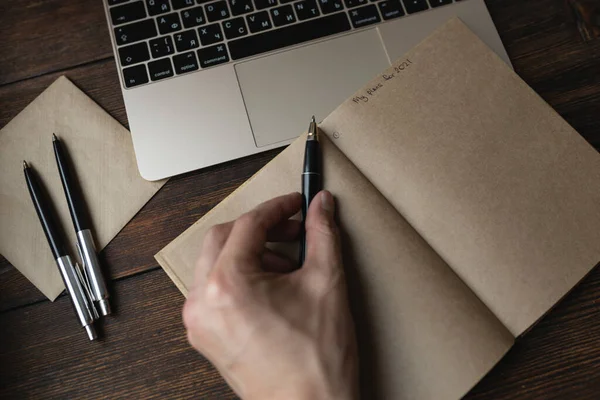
[235,28,390,148]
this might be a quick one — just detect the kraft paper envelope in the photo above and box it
[0,76,166,300]
[156,19,600,399]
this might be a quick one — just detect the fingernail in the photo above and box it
[321,190,334,214]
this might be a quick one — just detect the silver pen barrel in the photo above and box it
[76,229,111,316]
[56,255,98,340]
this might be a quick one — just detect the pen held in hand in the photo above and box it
[299,116,322,266]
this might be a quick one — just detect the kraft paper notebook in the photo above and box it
[156,19,600,399]
[0,77,166,301]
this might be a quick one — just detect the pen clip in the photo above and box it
[76,241,99,320]
[76,241,93,295]
[75,262,99,320]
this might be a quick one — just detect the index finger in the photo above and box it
[220,192,302,263]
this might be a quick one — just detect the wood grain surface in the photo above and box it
[1,0,599,398]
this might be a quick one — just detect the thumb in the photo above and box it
[304,190,342,272]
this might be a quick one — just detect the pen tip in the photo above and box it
[307,116,318,139]
[52,133,57,141]
[23,160,28,169]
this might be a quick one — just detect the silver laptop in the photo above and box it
[103,0,509,180]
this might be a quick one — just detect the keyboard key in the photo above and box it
[429,0,452,6]
[175,29,200,50]
[115,20,158,45]
[110,1,146,25]
[149,36,175,57]
[109,0,130,5]
[317,0,343,14]
[205,1,230,21]
[148,58,175,80]
[378,0,404,19]
[172,0,196,9]
[229,0,254,15]
[118,42,150,66]
[157,12,183,33]
[294,0,320,20]
[348,4,380,28]
[122,64,149,87]
[344,0,366,7]
[222,17,248,38]
[279,0,295,3]
[181,6,207,27]
[254,0,277,9]
[228,12,350,60]
[146,0,171,15]
[197,44,229,68]
[401,0,428,13]
[173,51,200,73]
[197,0,213,3]
[246,11,272,32]
[271,5,295,26]
[198,23,224,45]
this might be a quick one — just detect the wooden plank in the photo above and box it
[0,0,113,86]
[484,0,600,149]
[1,261,599,398]
[0,268,236,399]
[0,255,49,311]
[0,59,128,131]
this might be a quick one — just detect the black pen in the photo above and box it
[299,116,321,266]
[53,134,111,316]
[23,161,98,340]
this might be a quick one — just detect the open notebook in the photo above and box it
[156,19,600,399]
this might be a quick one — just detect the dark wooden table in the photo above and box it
[1,0,599,398]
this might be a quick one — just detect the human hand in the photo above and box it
[183,191,358,400]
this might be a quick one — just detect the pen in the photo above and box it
[23,161,98,340]
[53,134,111,316]
[299,116,321,266]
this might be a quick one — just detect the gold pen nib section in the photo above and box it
[307,115,318,141]
[23,160,29,169]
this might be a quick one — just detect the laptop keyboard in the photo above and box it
[108,0,457,88]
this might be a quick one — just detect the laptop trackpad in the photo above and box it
[235,29,390,147]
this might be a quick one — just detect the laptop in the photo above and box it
[102,0,509,180]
